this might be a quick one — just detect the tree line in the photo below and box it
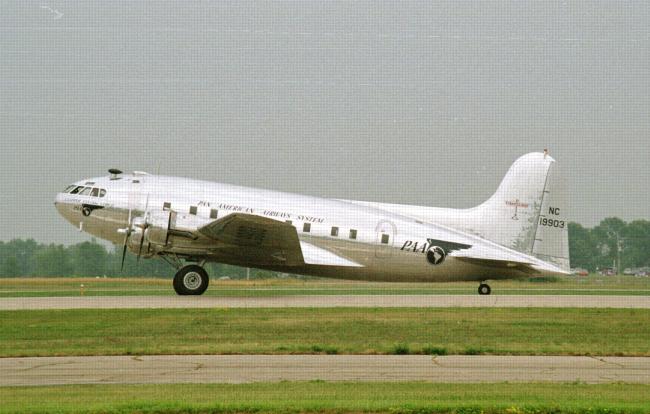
[568,218,650,273]
[0,239,277,279]
[0,217,648,277]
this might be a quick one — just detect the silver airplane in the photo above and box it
[54,152,570,295]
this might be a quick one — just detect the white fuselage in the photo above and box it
[54,172,558,282]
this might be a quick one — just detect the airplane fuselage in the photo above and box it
[55,174,531,282]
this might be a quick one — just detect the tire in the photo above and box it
[478,283,491,295]
[173,265,209,296]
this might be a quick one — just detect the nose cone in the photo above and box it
[54,192,65,207]
[54,192,78,226]
[54,192,68,216]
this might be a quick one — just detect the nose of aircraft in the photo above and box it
[54,192,64,204]
[54,190,80,224]
[54,192,66,215]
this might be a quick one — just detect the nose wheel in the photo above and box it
[173,265,209,295]
[478,283,491,295]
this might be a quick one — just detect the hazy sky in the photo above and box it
[1,1,649,245]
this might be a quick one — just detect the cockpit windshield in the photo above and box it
[64,185,106,197]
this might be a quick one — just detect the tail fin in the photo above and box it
[466,152,570,271]
[340,151,570,271]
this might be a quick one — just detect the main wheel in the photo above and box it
[478,283,491,295]
[173,265,209,296]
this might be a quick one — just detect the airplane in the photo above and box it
[54,151,570,295]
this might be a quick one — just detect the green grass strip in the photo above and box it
[1,382,649,414]
[1,307,649,357]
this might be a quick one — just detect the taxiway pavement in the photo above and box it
[2,355,649,386]
[1,294,649,310]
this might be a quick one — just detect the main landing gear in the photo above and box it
[173,265,209,296]
[478,282,491,295]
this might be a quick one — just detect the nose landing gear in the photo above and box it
[478,283,491,295]
[173,265,209,295]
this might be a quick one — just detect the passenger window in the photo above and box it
[99,189,106,197]
[381,234,390,244]
[79,187,92,196]
[303,223,311,233]
[210,209,218,219]
[163,202,171,211]
[90,188,99,197]
[349,229,357,240]
[189,206,197,215]
[331,227,339,237]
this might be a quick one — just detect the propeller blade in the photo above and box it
[120,242,128,271]
[137,193,150,263]
[137,229,146,262]
[120,208,133,272]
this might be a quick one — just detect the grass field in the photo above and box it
[1,382,649,414]
[1,307,649,357]
[1,274,649,297]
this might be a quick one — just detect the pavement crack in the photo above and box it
[19,360,76,372]
[589,356,624,368]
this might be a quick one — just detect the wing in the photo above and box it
[198,213,305,266]
[197,213,362,267]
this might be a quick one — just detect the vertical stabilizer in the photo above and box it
[466,152,570,270]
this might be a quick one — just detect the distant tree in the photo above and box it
[568,222,597,270]
[0,256,20,277]
[0,239,39,276]
[621,220,650,269]
[592,217,627,271]
[33,244,74,276]
[70,239,108,276]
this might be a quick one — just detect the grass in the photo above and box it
[1,307,649,357]
[1,274,649,297]
[1,382,649,414]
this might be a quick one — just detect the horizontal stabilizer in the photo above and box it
[451,244,569,276]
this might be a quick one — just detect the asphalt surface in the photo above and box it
[1,295,649,310]
[2,355,649,386]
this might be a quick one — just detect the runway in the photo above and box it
[1,294,649,310]
[2,355,649,386]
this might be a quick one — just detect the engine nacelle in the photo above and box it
[426,245,446,265]
[145,210,172,246]
[127,211,173,257]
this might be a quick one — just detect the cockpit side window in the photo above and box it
[79,187,92,196]
[69,186,84,194]
[63,185,75,193]
[90,188,99,197]
[99,189,106,198]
